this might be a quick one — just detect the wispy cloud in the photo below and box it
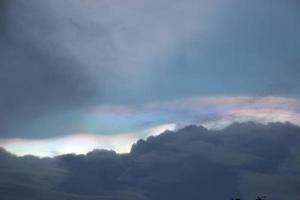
[91,95,300,129]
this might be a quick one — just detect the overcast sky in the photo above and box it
[1,0,300,156]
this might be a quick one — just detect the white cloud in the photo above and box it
[0,123,176,157]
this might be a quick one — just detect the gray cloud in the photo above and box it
[0,0,222,138]
[1,122,300,199]
[0,1,99,138]
[1,0,300,139]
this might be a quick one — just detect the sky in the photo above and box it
[1,0,300,156]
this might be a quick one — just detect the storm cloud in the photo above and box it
[0,1,99,138]
[1,1,300,199]
[1,0,300,139]
[1,122,300,200]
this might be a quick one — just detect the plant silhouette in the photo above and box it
[231,196,266,200]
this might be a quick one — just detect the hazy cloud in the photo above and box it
[1,0,300,139]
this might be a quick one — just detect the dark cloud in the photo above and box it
[0,0,11,34]
[1,0,300,139]
[0,1,98,138]
[1,122,300,200]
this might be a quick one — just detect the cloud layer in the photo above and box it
[1,122,300,200]
[1,95,300,157]
[1,0,300,140]
[0,124,176,157]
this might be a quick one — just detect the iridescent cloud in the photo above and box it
[0,123,176,157]
[91,95,300,129]
[1,96,299,157]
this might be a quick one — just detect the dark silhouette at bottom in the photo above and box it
[232,196,266,200]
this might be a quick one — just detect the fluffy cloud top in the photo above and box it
[1,122,300,200]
